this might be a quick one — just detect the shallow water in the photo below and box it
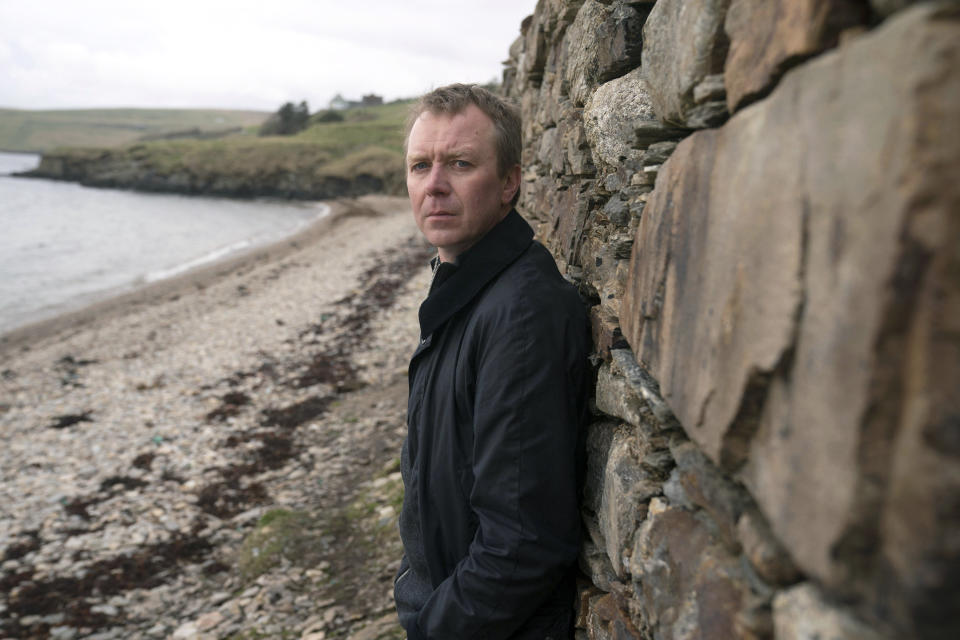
[0,151,327,333]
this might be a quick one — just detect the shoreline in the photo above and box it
[0,197,388,358]
[0,193,428,638]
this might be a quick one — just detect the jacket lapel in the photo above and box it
[417,210,534,340]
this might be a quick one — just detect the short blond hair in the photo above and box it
[405,83,521,181]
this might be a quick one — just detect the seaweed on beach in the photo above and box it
[195,477,270,519]
[48,411,93,430]
[205,390,251,422]
[291,239,431,391]
[59,475,149,521]
[98,475,149,493]
[261,395,331,429]
[0,530,214,638]
[294,354,360,390]
[195,427,298,518]
[2,530,40,563]
[207,238,429,398]
[131,452,156,470]
[62,495,101,520]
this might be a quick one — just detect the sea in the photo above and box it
[0,151,329,334]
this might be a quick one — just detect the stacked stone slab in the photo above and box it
[503,1,959,638]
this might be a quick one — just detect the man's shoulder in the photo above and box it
[479,240,584,316]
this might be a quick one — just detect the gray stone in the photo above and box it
[692,73,726,103]
[595,361,649,430]
[630,499,766,640]
[509,0,959,638]
[537,127,560,170]
[738,9,960,635]
[641,0,732,127]
[579,537,620,593]
[736,508,801,587]
[621,110,804,470]
[661,468,693,511]
[773,583,887,640]
[583,420,621,516]
[623,22,960,606]
[564,1,648,107]
[563,114,596,176]
[609,348,677,428]
[598,428,662,577]
[591,304,628,361]
[583,68,686,170]
[683,101,730,129]
[585,593,646,640]
[580,229,628,310]
[724,0,869,112]
[521,176,593,268]
[48,627,78,640]
[641,141,678,166]
[671,440,749,551]
[603,194,630,226]
[624,6,960,632]
[514,1,551,88]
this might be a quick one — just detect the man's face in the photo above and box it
[406,105,520,262]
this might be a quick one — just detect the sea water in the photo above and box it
[0,151,328,333]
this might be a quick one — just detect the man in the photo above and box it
[394,83,590,640]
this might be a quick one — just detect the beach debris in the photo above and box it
[54,354,98,387]
[131,452,156,470]
[48,411,93,430]
[204,391,251,422]
[260,396,331,429]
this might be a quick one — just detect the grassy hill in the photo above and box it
[22,101,413,200]
[0,108,269,153]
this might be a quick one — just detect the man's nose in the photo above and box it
[425,165,450,195]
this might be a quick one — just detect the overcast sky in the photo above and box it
[0,1,537,112]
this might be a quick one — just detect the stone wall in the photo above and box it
[502,1,959,639]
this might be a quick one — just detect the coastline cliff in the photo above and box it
[21,142,403,200]
[17,102,409,200]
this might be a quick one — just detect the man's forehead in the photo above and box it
[408,106,495,150]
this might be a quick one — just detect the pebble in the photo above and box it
[195,611,223,632]
[171,621,198,639]
[0,197,424,640]
[49,627,78,640]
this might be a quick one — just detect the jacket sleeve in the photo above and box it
[409,281,588,640]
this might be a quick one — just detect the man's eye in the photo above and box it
[411,162,428,171]
[453,160,471,168]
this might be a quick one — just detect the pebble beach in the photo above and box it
[0,195,431,640]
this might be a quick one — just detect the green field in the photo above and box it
[0,108,269,153]
[23,100,415,198]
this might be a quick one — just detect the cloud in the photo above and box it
[0,0,535,110]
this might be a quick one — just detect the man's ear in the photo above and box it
[501,164,521,205]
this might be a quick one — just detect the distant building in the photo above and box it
[328,93,384,110]
[329,94,351,110]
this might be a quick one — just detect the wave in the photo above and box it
[143,239,253,282]
[142,202,330,284]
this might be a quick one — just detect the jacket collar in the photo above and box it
[418,209,533,339]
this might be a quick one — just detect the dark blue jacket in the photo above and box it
[395,210,589,639]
